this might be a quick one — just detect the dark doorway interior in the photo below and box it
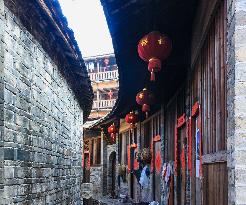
[108,151,116,198]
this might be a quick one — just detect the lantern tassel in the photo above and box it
[145,112,148,118]
[150,70,155,81]
[111,133,115,141]
[130,123,134,133]
[142,104,150,119]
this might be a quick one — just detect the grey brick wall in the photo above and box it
[90,166,103,198]
[0,0,4,200]
[0,3,84,205]
[227,0,246,204]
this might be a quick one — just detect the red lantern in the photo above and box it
[136,88,155,118]
[108,123,117,142]
[125,111,138,130]
[138,31,172,81]
[108,90,113,99]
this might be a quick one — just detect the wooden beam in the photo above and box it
[202,150,227,164]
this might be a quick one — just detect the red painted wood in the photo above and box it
[177,114,186,128]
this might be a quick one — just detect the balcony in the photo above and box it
[92,99,116,110]
[89,70,118,82]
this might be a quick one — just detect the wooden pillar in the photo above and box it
[101,130,108,196]
[93,138,97,165]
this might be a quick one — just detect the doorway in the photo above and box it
[108,151,116,197]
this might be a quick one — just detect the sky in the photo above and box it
[59,0,114,57]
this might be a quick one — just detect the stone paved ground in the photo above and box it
[92,196,133,205]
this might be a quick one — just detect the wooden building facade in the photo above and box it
[83,0,246,204]
[84,54,119,120]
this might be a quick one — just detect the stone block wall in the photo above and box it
[227,0,246,204]
[0,4,84,205]
[0,0,5,200]
[90,166,103,198]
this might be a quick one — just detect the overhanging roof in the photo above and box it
[100,0,198,119]
[4,0,93,121]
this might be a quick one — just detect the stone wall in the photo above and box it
[0,0,4,198]
[227,0,246,204]
[0,4,84,205]
[90,166,103,198]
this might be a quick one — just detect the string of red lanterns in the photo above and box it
[107,123,117,142]
[125,111,138,130]
[112,32,171,137]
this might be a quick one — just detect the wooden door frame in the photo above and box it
[174,114,186,205]
[174,114,186,175]
[151,135,161,202]
[188,101,202,204]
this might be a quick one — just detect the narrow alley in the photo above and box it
[0,0,246,205]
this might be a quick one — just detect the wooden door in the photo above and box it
[151,113,162,203]
[203,162,228,205]
[175,114,186,205]
[111,152,116,197]
[189,1,228,204]
[129,146,135,199]
[189,104,202,205]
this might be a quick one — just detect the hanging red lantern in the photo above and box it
[108,123,117,142]
[108,90,113,100]
[136,88,155,118]
[138,31,172,81]
[125,111,138,130]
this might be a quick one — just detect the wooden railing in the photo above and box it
[89,70,118,81]
[92,99,116,109]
